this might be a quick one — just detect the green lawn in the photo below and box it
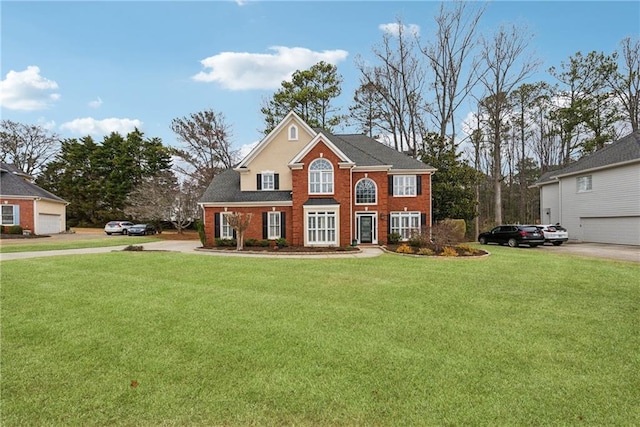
[0,236,159,253]
[1,247,638,426]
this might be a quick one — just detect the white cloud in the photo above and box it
[0,66,60,111]
[88,97,103,108]
[60,117,142,136]
[192,46,349,90]
[379,22,420,37]
[238,140,259,161]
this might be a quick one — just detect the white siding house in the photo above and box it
[532,131,640,246]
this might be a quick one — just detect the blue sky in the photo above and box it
[2,1,639,158]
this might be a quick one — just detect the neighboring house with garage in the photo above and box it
[199,111,435,247]
[0,162,68,235]
[531,131,640,245]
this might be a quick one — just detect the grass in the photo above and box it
[1,246,638,426]
[0,236,159,253]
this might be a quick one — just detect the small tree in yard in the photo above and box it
[225,212,253,250]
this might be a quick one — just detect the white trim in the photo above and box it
[289,131,352,165]
[236,111,316,169]
[267,211,282,239]
[199,201,293,208]
[355,177,378,205]
[303,207,339,247]
[355,211,378,244]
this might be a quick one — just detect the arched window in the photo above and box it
[288,125,298,140]
[355,178,377,204]
[309,158,333,194]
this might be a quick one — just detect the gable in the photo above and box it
[0,169,67,204]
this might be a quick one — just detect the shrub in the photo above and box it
[275,238,289,248]
[388,232,402,244]
[257,239,270,247]
[195,220,206,246]
[215,238,237,247]
[417,247,435,256]
[7,225,23,235]
[396,244,414,254]
[244,238,258,247]
[441,246,459,257]
[408,229,430,248]
[455,243,476,256]
[429,221,465,252]
[123,245,144,251]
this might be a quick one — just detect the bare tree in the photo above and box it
[0,120,59,176]
[225,212,253,251]
[170,109,239,191]
[355,18,427,156]
[478,23,540,224]
[125,171,199,234]
[421,1,486,144]
[607,37,640,133]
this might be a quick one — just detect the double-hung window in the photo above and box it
[220,212,234,239]
[268,211,281,239]
[262,172,275,190]
[577,175,592,192]
[393,175,416,196]
[1,205,17,225]
[390,212,421,240]
[309,159,333,194]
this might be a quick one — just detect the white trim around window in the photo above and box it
[303,206,339,246]
[309,158,334,194]
[389,211,421,240]
[220,212,234,239]
[355,178,377,205]
[288,125,298,141]
[267,211,281,239]
[1,204,18,225]
[393,175,416,197]
[577,175,592,193]
[262,171,275,190]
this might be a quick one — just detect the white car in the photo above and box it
[537,224,569,246]
[104,221,134,235]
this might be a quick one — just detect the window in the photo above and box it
[393,175,416,196]
[220,212,234,239]
[309,158,333,194]
[355,178,377,204]
[289,125,298,140]
[307,211,337,245]
[577,175,592,192]
[262,172,275,190]
[268,212,281,239]
[390,212,420,240]
[1,205,17,225]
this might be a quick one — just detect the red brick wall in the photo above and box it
[0,199,34,231]
[292,141,352,246]
[201,206,293,247]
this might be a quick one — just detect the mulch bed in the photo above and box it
[205,245,360,253]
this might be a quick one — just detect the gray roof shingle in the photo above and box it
[0,163,67,203]
[200,169,292,203]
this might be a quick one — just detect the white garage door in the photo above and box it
[38,214,62,235]
[581,217,640,246]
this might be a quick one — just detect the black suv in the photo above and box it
[478,225,546,248]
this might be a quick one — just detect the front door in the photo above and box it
[358,215,374,244]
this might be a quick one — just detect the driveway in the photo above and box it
[539,242,639,263]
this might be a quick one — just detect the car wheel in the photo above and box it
[479,237,487,245]
[529,243,539,248]
[122,229,128,235]
[106,232,112,235]
[553,241,563,246]
[508,238,518,248]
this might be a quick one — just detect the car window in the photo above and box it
[521,226,539,232]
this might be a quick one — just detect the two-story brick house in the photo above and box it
[199,112,436,247]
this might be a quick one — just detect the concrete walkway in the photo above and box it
[0,240,385,261]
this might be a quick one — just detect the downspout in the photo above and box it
[350,165,354,245]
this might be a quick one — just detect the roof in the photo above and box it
[0,163,67,203]
[199,169,292,204]
[534,131,640,186]
[317,130,435,171]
